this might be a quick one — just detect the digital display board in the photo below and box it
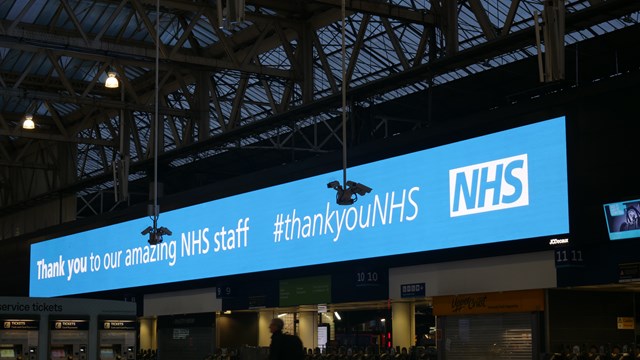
[279,276,331,306]
[331,268,388,303]
[604,199,640,240]
[30,116,569,297]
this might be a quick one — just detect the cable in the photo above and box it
[341,0,347,188]
[154,0,160,225]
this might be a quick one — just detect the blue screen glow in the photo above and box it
[30,117,569,296]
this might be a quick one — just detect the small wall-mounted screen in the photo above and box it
[50,348,66,358]
[604,199,640,240]
[0,349,16,358]
[100,348,115,359]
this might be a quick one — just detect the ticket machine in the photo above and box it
[49,319,89,360]
[98,320,136,360]
[0,319,39,360]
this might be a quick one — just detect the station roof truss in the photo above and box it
[0,0,639,222]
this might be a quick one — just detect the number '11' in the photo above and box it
[556,250,583,262]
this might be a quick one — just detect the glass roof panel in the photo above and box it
[1,0,638,185]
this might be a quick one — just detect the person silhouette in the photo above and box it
[620,206,640,231]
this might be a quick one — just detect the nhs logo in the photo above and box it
[449,154,529,217]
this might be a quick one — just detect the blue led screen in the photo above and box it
[30,117,569,297]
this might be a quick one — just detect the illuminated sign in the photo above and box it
[433,289,545,315]
[30,117,569,297]
[548,238,569,245]
[400,283,426,298]
[50,320,88,330]
[279,276,331,306]
[617,317,634,330]
[450,154,529,217]
[101,320,136,330]
[331,268,387,303]
[603,199,640,240]
[1,320,39,330]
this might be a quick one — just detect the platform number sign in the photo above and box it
[356,271,379,284]
[554,248,584,268]
[216,286,233,298]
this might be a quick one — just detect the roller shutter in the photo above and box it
[440,312,536,360]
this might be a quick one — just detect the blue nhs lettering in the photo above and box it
[449,154,529,217]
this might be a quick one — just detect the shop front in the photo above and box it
[433,289,545,360]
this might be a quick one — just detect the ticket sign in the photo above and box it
[100,320,136,330]
[50,320,89,330]
[30,117,569,297]
[1,320,39,330]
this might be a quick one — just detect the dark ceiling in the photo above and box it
[0,0,639,240]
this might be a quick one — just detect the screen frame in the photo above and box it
[30,116,570,297]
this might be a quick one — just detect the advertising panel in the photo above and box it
[604,199,640,240]
[30,117,569,297]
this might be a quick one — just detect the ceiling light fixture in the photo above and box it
[334,312,341,321]
[22,114,35,130]
[105,71,119,88]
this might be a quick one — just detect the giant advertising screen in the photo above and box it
[30,116,569,297]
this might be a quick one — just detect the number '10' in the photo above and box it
[357,272,378,282]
